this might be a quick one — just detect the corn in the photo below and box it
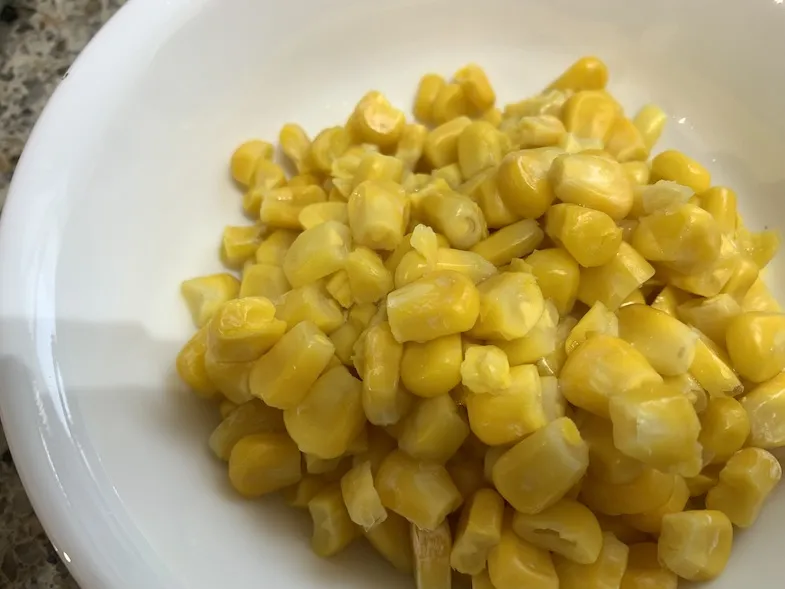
[726,311,785,383]
[255,230,297,266]
[547,56,609,92]
[664,372,707,413]
[432,83,470,125]
[469,272,544,341]
[454,64,496,113]
[276,283,345,334]
[461,345,512,394]
[481,107,503,127]
[505,115,565,150]
[622,161,651,186]
[578,412,645,485]
[352,152,404,189]
[325,270,353,309]
[565,301,618,354]
[447,457,485,500]
[497,301,559,366]
[284,474,328,508]
[308,126,350,174]
[414,73,447,123]
[361,511,414,572]
[219,399,237,419]
[696,186,737,235]
[432,163,464,189]
[181,273,240,327]
[221,224,265,269]
[250,159,287,197]
[349,91,405,148]
[497,148,562,219]
[545,204,622,268]
[386,232,450,275]
[623,475,689,534]
[540,376,566,422]
[517,250,577,317]
[239,263,290,301]
[594,514,649,544]
[308,484,358,557]
[651,285,692,317]
[550,154,633,221]
[176,327,218,398]
[698,397,750,465]
[677,294,741,345]
[558,133,604,154]
[456,121,503,178]
[283,365,365,459]
[632,105,666,151]
[206,297,286,362]
[742,277,782,313]
[581,468,676,516]
[387,271,480,343]
[488,524,559,589]
[396,124,428,170]
[553,531,628,589]
[512,498,602,564]
[605,117,648,162]
[343,247,392,305]
[657,510,733,581]
[304,454,342,475]
[352,427,397,475]
[741,371,785,448]
[662,233,740,298]
[705,447,782,527]
[502,90,568,119]
[399,394,469,463]
[339,460,387,531]
[281,221,351,288]
[412,522,452,589]
[414,190,487,250]
[347,180,409,251]
[446,488,503,575]
[689,329,743,397]
[744,230,781,269]
[208,399,285,460]
[536,316,578,377]
[228,432,301,497]
[467,365,547,446]
[424,117,473,169]
[260,185,327,229]
[248,320,334,409]
[620,543,677,589]
[399,334,463,398]
[202,351,253,404]
[492,417,588,513]
[577,242,655,310]
[561,335,662,417]
[297,201,349,231]
[279,123,312,172]
[562,90,619,141]
[650,150,711,193]
[375,450,462,529]
[472,570,495,589]
[470,221,544,269]
[230,140,273,186]
[363,322,412,426]
[720,255,758,302]
[460,168,519,230]
[685,464,722,497]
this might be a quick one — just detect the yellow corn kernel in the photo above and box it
[497,148,562,219]
[658,510,733,581]
[414,73,447,123]
[447,457,485,500]
[203,351,253,404]
[489,524,559,589]
[181,273,240,327]
[228,432,301,497]
[698,397,749,466]
[345,247,393,304]
[206,297,286,362]
[414,190,486,250]
[593,514,648,544]
[605,116,648,162]
[688,329,743,397]
[347,180,409,251]
[399,394,469,463]
[362,322,411,426]
[239,263,289,301]
[254,229,297,266]
[461,345,511,394]
[387,271,480,343]
[697,186,737,235]
[352,152,404,189]
[557,133,604,154]
[457,121,503,178]
[561,90,619,141]
[536,316,578,377]
[662,233,740,298]
[352,426,397,473]
[424,116,473,168]
[454,64,496,113]
[376,450,462,529]
[467,365,548,446]
[561,335,662,417]
[309,126,350,174]
[685,464,722,497]
[329,321,361,366]
[284,474,328,508]
[481,107,503,127]
[410,224,439,266]
[219,399,237,419]
[276,282,344,334]
[554,532,628,589]
[521,249,579,317]
[540,376,566,422]
[578,412,645,485]
[283,365,365,459]
[470,220,544,268]
[545,204,622,268]
[208,399,284,460]
[492,417,588,514]
[325,270,353,309]
[469,272,544,341]
[308,484,357,557]
[632,104,667,151]
[742,277,782,313]
[398,335,462,399]
[677,294,741,345]
[623,476,689,534]
[565,301,618,354]
[742,371,785,448]
[340,460,387,531]
[230,140,273,186]
[622,161,650,186]
[248,320,334,409]
[650,150,711,193]
[282,221,351,288]
[504,115,565,150]
[726,311,785,383]
[260,186,327,229]
[450,488,504,575]
[705,447,782,527]
[432,82,470,125]
[651,285,692,317]
[550,153,633,221]
[546,56,608,92]
[664,372,707,413]
[297,201,349,231]
[581,468,677,516]
[221,224,265,269]
[395,124,428,171]
[577,242,656,311]
[720,255,759,302]
[744,229,781,269]
[497,301,559,366]
[358,512,413,573]
[460,168,519,229]
[432,163,464,189]
[303,454,341,476]
[279,123,312,172]
[176,326,218,398]
[412,522,452,589]
[349,91,405,148]
[250,159,287,196]
[621,543,677,589]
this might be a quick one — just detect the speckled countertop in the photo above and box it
[0,2,125,586]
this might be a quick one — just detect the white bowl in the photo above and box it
[2,0,785,587]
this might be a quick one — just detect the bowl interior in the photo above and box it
[2,0,785,588]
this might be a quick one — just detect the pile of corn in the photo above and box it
[176,56,785,589]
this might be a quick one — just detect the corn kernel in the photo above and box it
[605,116,648,162]
[358,511,413,572]
[414,190,486,250]
[623,476,689,534]
[447,457,485,500]
[540,376,566,422]
[742,277,782,313]
[308,126,350,174]
[550,153,633,220]
[279,123,313,173]
[650,150,711,193]
[658,510,733,581]
[297,201,349,231]
[705,447,782,527]
[562,90,619,141]
[677,294,741,345]
[284,474,328,508]
[504,115,565,150]
[432,83,470,125]
[340,460,387,531]
[577,242,655,311]
[594,514,649,544]
[450,488,504,574]
[497,148,562,219]
[518,249,578,317]
[580,468,677,516]
[221,224,265,269]
[726,311,785,383]
[554,532,628,589]
[260,186,327,229]
[650,285,692,317]
[350,91,405,148]
[282,221,351,288]
[460,168,519,230]
[203,351,253,404]
[176,326,218,398]
[363,322,412,426]
[181,273,240,327]
[662,233,740,298]
[497,301,559,366]
[578,412,644,484]
[348,180,409,251]
[492,417,588,513]
[399,394,469,463]
[547,56,609,92]
[395,124,428,171]
[699,397,750,465]
[741,371,785,448]
[400,335,463,398]
[561,335,662,417]
[536,316,578,377]
[283,365,365,459]
[208,399,285,460]
[461,345,511,394]
[228,432,301,497]
[207,297,286,362]
[632,105,667,151]
[239,263,290,301]
[545,203,622,268]
[432,163,463,189]
[470,220,544,268]
[325,270,353,309]
[622,161,651,186]
[414,73,447,123]
[621,543,677,589]
[454,64,496,113]
[488,524,559,589]
[565,301,618,354]
[412,522,452,589]
[230,140,274,186]
[308,484,357,557]
[456,121,503,178]
[696,186,737,236]
[684,464,722,497]
[469,272,544,341]
[424,116,473,169]
[345,247,393,304]
[254,230,297,266]
[720,255,758,303]
[481,107,503,127]
[689,329,743,397]
[276,283,345,334]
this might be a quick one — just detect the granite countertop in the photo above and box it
[0,2,125,586]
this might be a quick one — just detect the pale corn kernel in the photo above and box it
[577,242,655,311]
[325,270,353,309]
[550,153,633,220]
[362,322,411,426]
[276,283,345,334]
[309,484,357,557]
[221,224,265,269]
[481,107,503,128]
[447,457,485,500]
[461,345,512,394]
[467,364,547,446]
[424,116,473,169]
[284,474,328,508]
[239,264,290,301]
[432,164,464,189]
[578,412,644,485]
[720,255,759,302]
[677,294,741,345]
[595,514,649,544]
[496,301,559,366]
[472,571,494,589]
[471,219,544,267]
[553,532,629,589]
[698,186,737,235]
[536,316,578,377]
[298,201,349,230]
[460,168,519,229]
[664,372,708,413]
[634,181,693,217]
[540,376,567,422]
[705,447,782,527]
[414,73,447,123]
[248,320,334,409]
[387,271,480,343]
[651,285,693,317]
[282,221,351,288]
[204,351,254,404]
[496,148,562,219]
[255,229,298,266]
[399,394,469,463]
[469,272,544,341]
[522,249,579,317]
[621,543,678,589]
[742,229,781,269]
[400,335,463,398]
[726,311,785,383]
[658,510,733,581]
[181,273,240,327]
[386,231,448,275]
[741,371,785,448]
[250,159,287,197]
[348,180,409,251]
[352,427,398,475]
[454,64,496,113]
[303,454,341,476]
[488,524,559,589]
[340,460,387,531]
[689,329,743,397]
[457,121,504,178]
[623,476,689,534]
[412,522,452,589]
[547,56,609,92]
[350,91,405,148]
[685,464,722,497]
[375,450,462,530]
[633,104,667,151]
[207,297,286,362]
[230,140,274,186]
[580,468,677,516]
[545,203,622,268]
[505,115,565,150]
[352,152,404,189]
[228,432,301,498]
[176,326,218,398]
[432,83,470,125]
[396,124,428,170]
[450,488,504,574]
[260,185,327,229]
[565,301,618,354]
[650,150,711,193]
[558,133,604,154]
[698,396,750,465]
[492,417,589,514]
[662,233,741,298]
[346,247,393,304]
[283,365,365,459]
[364,511,414,572]
[208,399,285,460]
[605,116,648,162]
[310,126,350,174]
[279,123,313,173]
[561,90,620,141]
[742,277,782,313]
[414,189,487,250]
[411,224,440,268]
[560,335,662,418]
